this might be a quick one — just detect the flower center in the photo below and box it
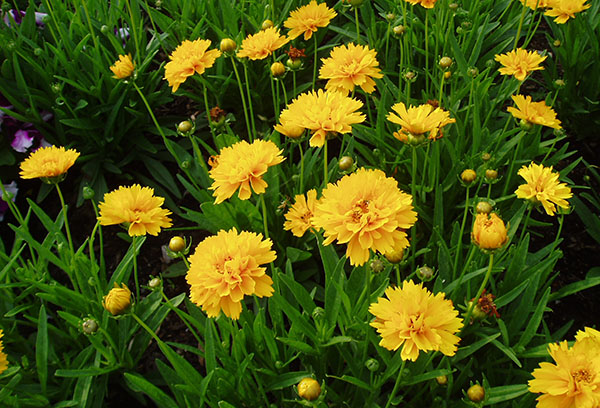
[573,368,593,385]
[351,199,370,222]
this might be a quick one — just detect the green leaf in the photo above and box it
[453,333,501,362]
[265,371,310,391]
[36,305,48,394]
[485,384,529,405]
[55,367,117,377]
[278,267,316,314]
[517,287,551,349]
[549,268,600,301]
[124,372,179,408]
[327,375,370,390]
[276,337,317,355]
[490,340,521,368]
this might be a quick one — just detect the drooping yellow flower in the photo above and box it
[507,95,561,129]
[164,39,222,92]
[208,140,285,204]
[284,189,318,237]
[237,27,289,61]
[284,0,337,41]
[19,146,80,180]
[387,102,456,144]
[103,283,132,315]
[404,0,439,8]
[369,280,463,361]
[515,162,572,216]
[274,89,365,147]
[186,228,276,320]
[319,43,383,95]
[494,48,546,81]
[529,337,600,407]
[0,329,8,374]
[98,185,173,236]
[545,0,590,23]
[110,54,135,79]
[471,213,508,251]
[520,0,552,9]
[312,168,417,266]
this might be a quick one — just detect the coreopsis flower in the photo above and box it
[515,162,572,216]
[283,189,318,237]
[186,228,276,320]
[545,0,590,23]
[19,146,80,181]
[237,27,289,61]
[284,0,337,41]
[209,140,285,204]
[387,102,456,144]
[507,95,561,129]
[0,329,7,374]
[297,378,321,401]
[319,43,383,95]
[494,48,546,81]
[369,280,463,361]
[576,327,600,345]
[312,168,417,266]
[164,39,222,92]
[471,213,508,251]
[103,283,132,315]
[520,0,552,9]
[110,54,135,79]
[98,185,173,236]
[404,0,438,8]
[529,337,600,407]
[274,89,365,147]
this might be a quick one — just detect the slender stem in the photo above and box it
[513,3,528,49]
[243,63,257,140]
[385,359,407,408]
[385,21,390,62]
[550,214,564,252]
[80,0,99,51]
[452,187,470,280]
[424,11,429,94]
[229,56,252,140]
[298,142,305,193]
[132,236,140,302]
[131,312,161,343]
[292,71,297,98]
[190,136,210,177]
[410,147,417,270]
[88,220,104,301]
[0,179,25,225]
[270,74,278,121]
[354,7,360,43]
[160,289,201,343]
[502,131,525,196]
[124,0,141,65]
[312,35,318,90]
[461,253,494,334]
[280,77,288,106]
[55,183,74,254]
[91,201,105,280]
[178,253,191,269]
[323,139,329,185]
[260,194,269,239]
[438,73,444,108]
[519,206,533,242]
[202,82,217,143]
[451,245,476,299]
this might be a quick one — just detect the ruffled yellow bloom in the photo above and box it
[404,0,439,8]
[19,146,80,180]
[284,189,318,237]
[103,283,132,315]
[387,102,456,144]
[284,0,337,41]
[576,327,600,345]
[520,0,552,9]
[0,329,8,374]
[110,54,135,79]
[529,337,600,407]
[471,213,508,251]
[237,27,289,61]
[209,140,285,204]
[495,48,546,81]
[369,280,463,361]
[98,185,173,236]
[507,95,561,129]
[312,168,417,266]
[545,0,590,23]
[515,162,572,216]
[319,43,383,95]
[164,39,222,92]
[274,89,365,147]
[186,228,276,320]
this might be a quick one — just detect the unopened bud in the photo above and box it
[261,19,274,30]
[83,186,95,200]
[467,67,479,78]
[393,25,406,36]
[461,169,477,184]
[467,384,485,402]
[177,120,193,133]
[270,61,285,77]
[554,79,565,87]
[312,307,325,321]
[369,259,384,273]
[553,39,561,47]
[286,58,302,70]
[338,156,354,171]
[485,169,498,181]
[476,201,493,214]
[444,71,452,79]
[439,57,453,69]
[220,38,237,53]
[519,119,533,131]
[449,2,459,10]
[365,358,380,372]
[297,378,321,401]
[416,265,435,281]
[404,71,417,82]
[386,13,396,21]
[82,319,98,334]
[436,375,448,385]
[181,160,190,169]
[169,236,186,252]
[384,247,404,264]
[148,277,161,289]
[100,25,109,34]
[481,152,491,161]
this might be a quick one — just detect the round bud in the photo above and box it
[481,152,491,161]
[34,48,43,56]
[485,59,495,68]
[554,79,565,87]
[155,0,162,7]
[365,358,380,372]
[100,25,109,34]
[275,360,284,369]
[553,39,561,47]
[220,38,237,53]
[148,277,162,289]
[404,71,417,82]
[82,186,95,200]
[436,375,448,385]
[338,156,354,171]
[485,169,498,181]
[270,62,286,78]
[369,259,384,273]
[261,19,274,30]
[386,13,396,21]
[456,26,464,35]
[312,307,325,322]
[385,247,404,264]
[439,56,453,69]
[519,119,533,131]
[467,384,485,402]
[82,319,98,334]
[476,201,493,214]
[416,265,435,281]
[393,25,406,36]
[444,71,452,79]
[181,160,190,169]
[461,169,477,184]
[169,236,186,253]
[286,58,303,70]
[467,67,479,78]
[51,83,62,94]
[297,378,321,401]
[448,2,459,10]
[461,21,472,30]
[177,120,193,133]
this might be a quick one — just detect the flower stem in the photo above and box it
[410,147,418,270]
[299,142,305,193]
[501,130,525,196]
[452,186,470,280]
[124,0,141,66]
[160,288,201,343]
[513,3,528,49]
[260,194,269,239]
[461,253,494,334]
[132,236,140,302]
[354,7,360,43]
[519,205,533,242]
[55,183,74,254]
[229,56,252,140]
[424,11,429,94]
[131,311,162,343]
[243,63,257,140]
[451,245,476,299]
[313,35,318,90]
[323,139,329,186]
[90,201,106,280]
[202,82,217,143]
[385,359,407,408]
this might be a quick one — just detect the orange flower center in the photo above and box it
[573,368,593,385]
[351,199,370,222]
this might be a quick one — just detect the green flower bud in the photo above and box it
[83,186,95,200]
[365,358,380,372]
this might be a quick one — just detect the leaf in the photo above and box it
[549,268,600,301]
[517,287,551,349]
[124,372,179,408]
[485,384,529,405]
[327,375,370,390]
[453,333,501,362]
[36,305,48,394]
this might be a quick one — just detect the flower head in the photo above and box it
[319,43,383,95]
[297,378,321,401]
[312,168,417,266]
[387,102,456,144]
[520,0,552,9]
[495,48,546,81]
[284,1,337,41]
[98,185,173,236]
[19,146,80,181]
[369,280,463,361]
[186,228,276,320]
[110,54,135,79]
[237,27,289,61]
[471,213,508,251]
[208,140,285,204]
[0,329,7,374]
[507,95,561,129]
[404,0,439,8]
[275,89,365,147]
[515,162,572,216]
[164,39,222,92]
[284,189,318,237]
[545,0,590,23]
[103,283,132,315]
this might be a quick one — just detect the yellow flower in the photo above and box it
[494,48,546,81]
[164,39,222,92]
[110,54,135,79]
[471,213,508,251]
[297,378,321,401]
[186,228,276,320]
[283,189,318,237]
[515,162,572,216]
[19,146,80,180]
[529,337,600,407]
[237,27,289,61]
[0,329,8,374]
[274,89,365,148]
[507,95,561,129]
[98,185,173,236]
[545,0,590,23]
[312,168,417,266]
[387,102,456,144]
[284,0,337,41]
[404,0,439,8]
[369,280,463,361]
[520,0,552,9]
[576,327,600,345]
[103,283,132,315]
[319,43,384,95]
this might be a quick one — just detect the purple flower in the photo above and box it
[0,181,18,222]
[11,129,35,152]
[2,9,48,27]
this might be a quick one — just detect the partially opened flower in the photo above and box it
[471,213,508,251]
[19,146,80,181]
[0,329,7,374]
[284,189,318,237]
[284,0,337,41]
[237,27,289,60]
[319,43,383,94]
[494,48,546,81]
[98,185,173,236]
[515,162,572,216]
[208,140,285,204]
[103,283,132,315]
[387,102,455,144]
[110,54,135,79]
[507,95,561,129]
[164,39,222,92]
[545,0,590,23]
[369,280,463,361]
[186,228,276,320]
[312,168,417,266]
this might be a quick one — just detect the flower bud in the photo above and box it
[519,119,533,131]
[155,0,162,7]
[384,246,404,264]
[148,277,162,289]
[297,378,321,401]
[181,160,190,169]
[471,213,508,251]
[475,201,493,214]
[404,71,417,82]
[82,319,98,334]
[481,152,491,161]
[467,67,479,78]
[220,38,237,53]
[466,300,488,321]
[103,283,132,316]
[100,25,109,34]
[369,259,384,273]
[393,25,406,36]
[177,120,193,134]
[553,39,561,47]
[467,384,485,402]
[169,236,186,252]
[261,19,274,30]
[312,307,325,322]
[286,58,303,70]
[275,360,284,369]
[416,265,435,281]
[338,156,354,171]
[554,79,565,87]
[82,186,95,200]
[386,13,396,21]
[444,71,452,79]
[439,56,452,69]
[365,358,380,372]
[485,169,498,181]
[461,169,477,184]
[436,375,448,385]
[270,61,285,78]
[449,2,459,10]
[34,48,43,56]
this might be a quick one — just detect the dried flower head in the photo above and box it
[286,46,306,60]
[19,146,80,181]
[164,39,222,92]
[284,0,337,41]
[515,162,572,216]
[494,48,546,81]
[507,95,561,129]
[237,27,289,60]
[387,102,456,144]
[283,189,318,237]
[103,283,132,315]
[110,54,135,79]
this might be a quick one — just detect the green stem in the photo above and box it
[91,201,106,280]
[385,359,407,408]
[312,35,318,90]
[80,0,99,52]
[354,7,360,43]
[452,187,470,280]
[124,0,141,66]
[243,63,257,140]
[519,206,533,242]
[424,11,429,94]
[513,3,528,49]
[55,183,74,254]
[292,71,297,98]
[502,131,525,196]
[131,312,162,343]
[132,236,140,302]
[323,139,329,185]
[411,147,417,270]
[229,56,252,140]
[160,289,201,343]
[280,77,288,106]
[451,245,476,299]
[299,142,305,193]
[202,82,217,143]
[260,194,269,239]
[461,253,494,334]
